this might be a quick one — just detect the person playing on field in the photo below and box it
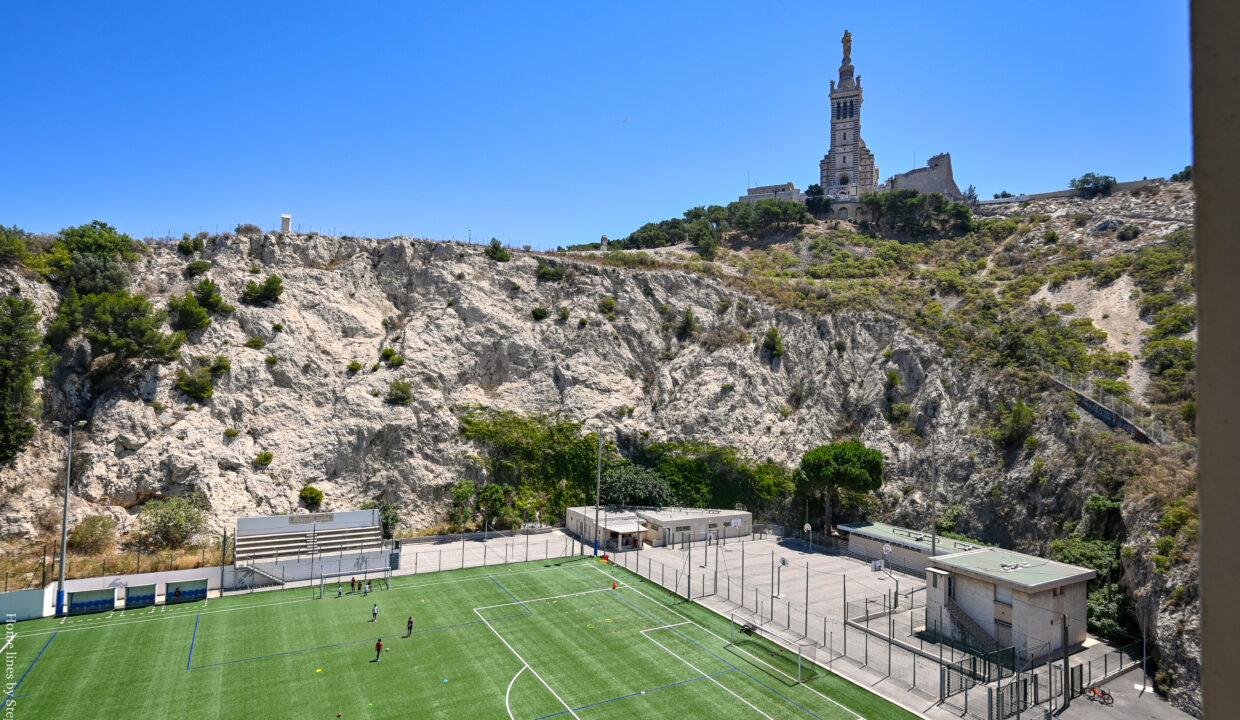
[337,584,343,598]
[372,604,379,622]
[406,616,413,637]
[363,582,369,597]
[375,638,382,662]
[350,577,356,594]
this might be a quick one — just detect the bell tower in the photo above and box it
[820,30,878,198]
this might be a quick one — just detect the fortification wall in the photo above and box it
[885,153,962,200]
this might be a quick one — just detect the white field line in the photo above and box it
[592,563,865,720]
[14,562,575,641]
[641,627,774,720]
[505,665,526,720]
[474,586,612,612]
[646,620,692,632]
[474,607,580,720]
[0,635,13,655]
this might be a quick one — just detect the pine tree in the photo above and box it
[0,295,50,461]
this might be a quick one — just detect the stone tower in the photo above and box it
[820,30,878,198]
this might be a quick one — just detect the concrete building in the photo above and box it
[882,152,964,201]
[925,547,1095,660]
[738,183,806,205]
[820,30,879,202]
[565,506,752,551]
[838,521,984,574]
[280,214,291,233]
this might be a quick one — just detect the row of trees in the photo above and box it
[452,407,885,532]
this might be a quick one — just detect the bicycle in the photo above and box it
[1086,685,1114,705]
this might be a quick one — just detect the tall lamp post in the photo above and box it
[593,429,603,556]
[52,419,87,617]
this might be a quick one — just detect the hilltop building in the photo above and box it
[737,182,806,205]
[736,30,963,222]
[884,152,964,201]
[820,30,880,201]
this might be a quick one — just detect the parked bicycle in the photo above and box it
[1086,685,1114,705]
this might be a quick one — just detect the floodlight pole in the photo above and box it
[593,430,602,556]
[930,428,938,558]
[53,420,86,617]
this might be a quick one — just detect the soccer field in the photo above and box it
[4,557,919,719]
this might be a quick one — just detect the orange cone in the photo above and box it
[612,582,616,590]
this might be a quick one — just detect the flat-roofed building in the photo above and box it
[565,506,752,551]
[926,547,1096,660]
[838,520,982,574]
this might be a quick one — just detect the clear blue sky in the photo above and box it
[1,1,1191,250]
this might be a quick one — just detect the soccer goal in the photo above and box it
[725,613,819,685]
[317,567,392,599]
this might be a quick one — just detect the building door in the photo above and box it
[996,620,1013,648]
[948,575,956,600]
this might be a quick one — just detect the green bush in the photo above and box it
[192,278,234,314]
[531,307,549,321]
[535,260,564,281]
[235,223,263,236]
[1042,230,1058,243]
[253,451,273,467]
[485,238,510,262]
[0,298,53,460]
[177,235,204,255]
[183,260,211,278]
[224,428,240,438]
[168,292,212,331]
[387,380,414,405]
[265,356,278,365]
[991,398,1035,448]
[175,367,215,400]
[135,493,207,549]
[1116,224,1140,241]
[63,251,131,295]
[762,327,785,357]
[68,515,118,553]
[241,275,284,304]
[578,317,587,327]
[888,403,911,423]
[272,323,283,332]
[243,337,266,350]
[347,361,362,372]
[598,296,616,317]
[299,485,324,507]
[556,306,569,321]
[1170,166,1192,182]
[387,355,405,368]
[81,291,184,364]
[381,348,395,360]
[1071,213,1091,227]
[361,498,402,539]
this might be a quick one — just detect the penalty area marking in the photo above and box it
[592,563,866,720]
[641,627,776,720]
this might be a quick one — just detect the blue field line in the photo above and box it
[530,669,737,720]
[605,588,826,720]
[3,632,56,706]
[489,576,532,615]
[187,612,200,670]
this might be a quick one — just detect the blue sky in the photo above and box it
[1,1,1191,250]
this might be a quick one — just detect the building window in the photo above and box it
[839,174,850,186]
[932,574,938,588]
[675,525,690,532]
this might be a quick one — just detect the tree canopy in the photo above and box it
[600,464,675,507]
[795,441,884,528]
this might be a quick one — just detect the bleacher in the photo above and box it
[234,525,384,562]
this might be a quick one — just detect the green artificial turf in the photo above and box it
[5,556,919,719]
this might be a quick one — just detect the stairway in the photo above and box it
[945,595,1000,654]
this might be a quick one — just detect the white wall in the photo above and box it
[0,587,56,622]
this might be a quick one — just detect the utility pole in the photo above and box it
[930,428,938,558]
[1062,615,1071,708]
[52,420,86,616]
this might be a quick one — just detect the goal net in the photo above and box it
[318,567,392,598]
[725,612,819,685]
